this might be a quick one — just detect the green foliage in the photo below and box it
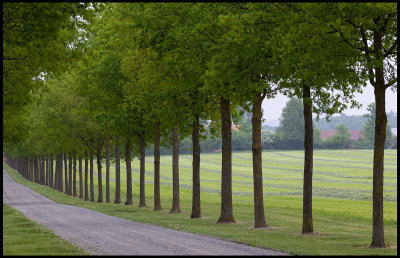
[362,103,396,149]
[3,3,103,146]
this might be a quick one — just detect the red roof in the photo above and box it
[231,124,241,131]
[320,130,365,140]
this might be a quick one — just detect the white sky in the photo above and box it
[262,83,397,125]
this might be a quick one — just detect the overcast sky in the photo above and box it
[262,83,397,126]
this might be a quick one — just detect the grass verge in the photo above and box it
[3,202,88,255]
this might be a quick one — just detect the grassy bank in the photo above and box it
[3,202,87,255]
[3,149,397,255]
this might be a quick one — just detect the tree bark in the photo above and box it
[34,155,39,183]
[217,95,235,224]
[191,114,201,219]
[370,30,386,246]
[252,93,267,228]
[84,150,89,201]
[64,153,68,194]
[139,134,146,207]
[73,152,77,196]
[114,136,121,204]
[125,138,133,205]
[153,121,162,211]
[58,153,63,192]
[50,155,53,188]
[45,154,49,186]
[68,153,73,196]
[302,83,313,234]
[28,158,33,181]
[90,148,94,202]
[105,132,110,203]
[79,155,83,199]
[40,155,45,185]
[97,137,103,203]
[170,123,181,213]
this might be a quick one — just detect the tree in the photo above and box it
[327,3,397,247]
[3,3,103,146]
[274,98,305,150]
[273,3,365,234]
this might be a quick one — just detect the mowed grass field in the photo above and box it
[3,149,397,255]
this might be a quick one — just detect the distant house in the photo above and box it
[231,124,241,132]
[320,130,365,141]
[203,124,242,132]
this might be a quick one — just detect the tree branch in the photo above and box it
[385,77,397,89]
[383,39,397,58]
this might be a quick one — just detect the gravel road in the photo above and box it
[3,170,289,255]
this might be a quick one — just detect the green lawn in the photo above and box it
[3,203,88,255]
[3,149,397,255]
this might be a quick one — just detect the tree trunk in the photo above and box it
[370,58,386,248]
[45,154,49,186]
[125,138,133,205]
[252,93,267,228]
[90,148,94,202]
[79,155,83,199]
[53,156,57,189]
[217,95,235,224]
[50,155,53,188]
[191,114,201,219]
[114,136,121,204]
[153,121,162,211]
[73,152,77,196]
[105,132,110,203]
[34,155,39,183]
[68,153,73,196]
[85,150,89,201]
[38,155,41,184]
[302,83,313,234]
[64,153,68,194]
[40,155,45,185]
[28,158,32,181]
[97,137,103,203]
[170,123,181,213]
[139,134,146,207]
[58,153,63,192]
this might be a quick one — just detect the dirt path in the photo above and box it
[3,170,289,255]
